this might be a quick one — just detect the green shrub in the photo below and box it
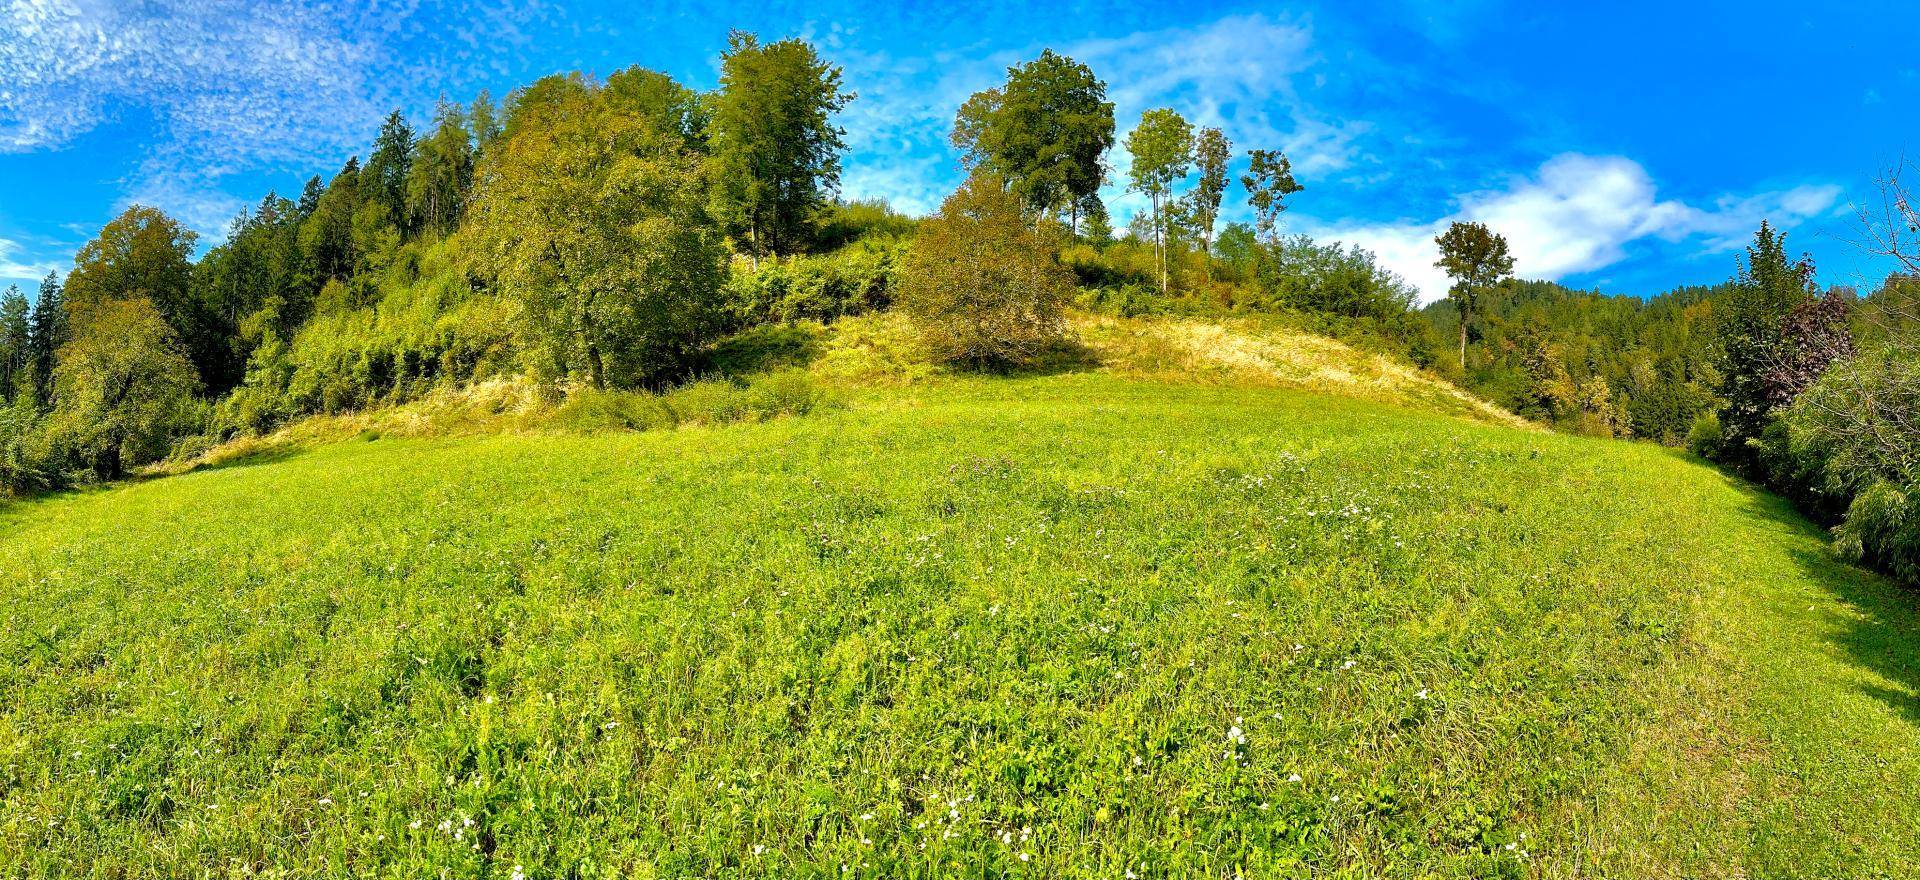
[1834,481,1920,583]
[547,370,829,433]
[1687,410,1725,459]
[897,175,1073,369]
[725,236,907,326]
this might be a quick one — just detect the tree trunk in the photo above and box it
[1458,303,1469,371]
[586,340,606,390]
[1153,191,1167,295]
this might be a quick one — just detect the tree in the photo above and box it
[471,89,503,154]
[296,175,325,220]
[26,272,64,408]
[65,206,218,383]
[1434,220,1515,370]
[708,31,851,266]
[1713,222,1835,462]
[470,70,727,389]
[362,110,415,232]
[897,174,1073,369]
[407,97,476,236]
[1241,149,1304,241]
[44,297,201,480]
[300,158,362,282]
[0,285,27,403]
[951,50,1114,229]
[1186,127,1231,280]
[1123,108,1193,294]
[1077,192,1113,245]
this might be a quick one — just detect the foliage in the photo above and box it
[406,98,477,236]
[708,31,851,262]
[724,236,908,325]
[1423,280,1720,443]
[811,199,918,251]
[64,206,219,383]
[898,175,1073,368]
[1433,221,1515,370]
[1240,148,1304,240]
[1242,235,1417,323]
[0,285,27,403]
[951,50,1115,226]
[39,297,203,480]
[217,238,522,433]
[1123,107,1193,293]
[1712,222,1829,463]
[470,70,727,389]
[1181,127,1232,277]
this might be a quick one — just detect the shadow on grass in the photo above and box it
[187,443,310,475]
[705,325,826,378]
[1707,461,1920,725]
[0,442,316,526]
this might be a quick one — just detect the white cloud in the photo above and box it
[833,13,1356,218]
[1307,153,1842,302]
[0,0,547,238]
[0,234,56,289]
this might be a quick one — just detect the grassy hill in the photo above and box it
[1,321,1917,878]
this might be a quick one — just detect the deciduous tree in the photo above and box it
[1123,108,1193,294]
[952,51,1114,230]
[1186,127,1231,280]
[1241,148,1304,241]
[471,71,727,389]
[708,32,850,266]
[45,297,201,479]
[1434,220,1514,370]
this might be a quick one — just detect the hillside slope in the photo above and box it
[1,370,1916,877]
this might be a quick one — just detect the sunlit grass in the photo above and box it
[1,372,1916,877]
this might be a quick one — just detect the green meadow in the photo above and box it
[1,371,1917,878]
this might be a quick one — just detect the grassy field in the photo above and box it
[2,367,1918,877]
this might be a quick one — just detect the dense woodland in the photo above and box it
[0,34,1915,584]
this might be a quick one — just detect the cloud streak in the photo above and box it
[0,0,549,238]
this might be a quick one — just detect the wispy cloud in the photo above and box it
[833,13,1353,217]
[0,234,56,289]
[1307,154,1842,302]
[0,0,550,238]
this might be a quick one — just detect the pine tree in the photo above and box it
[362,110,415,232]
[296,175,325,220]
[26,272,65,409]
[407,97,476,235]
[0,285,28,404]
[470,90,502,153]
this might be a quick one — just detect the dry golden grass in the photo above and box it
[1073,315,1534,429]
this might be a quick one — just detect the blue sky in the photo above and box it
[1,0,1914,303]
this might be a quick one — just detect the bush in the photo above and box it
[725,236,907,326]
[1244,235,1417,323]
[897,175,1073,369]
[547,370,829,433]
[1834,481,1920,584]
[0,401,49,495]
[1687,410,1725,459]
[811,199,918,251]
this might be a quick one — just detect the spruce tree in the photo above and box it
[0,285,28,404]
[26,272,65,409]
[362,110,415,231]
